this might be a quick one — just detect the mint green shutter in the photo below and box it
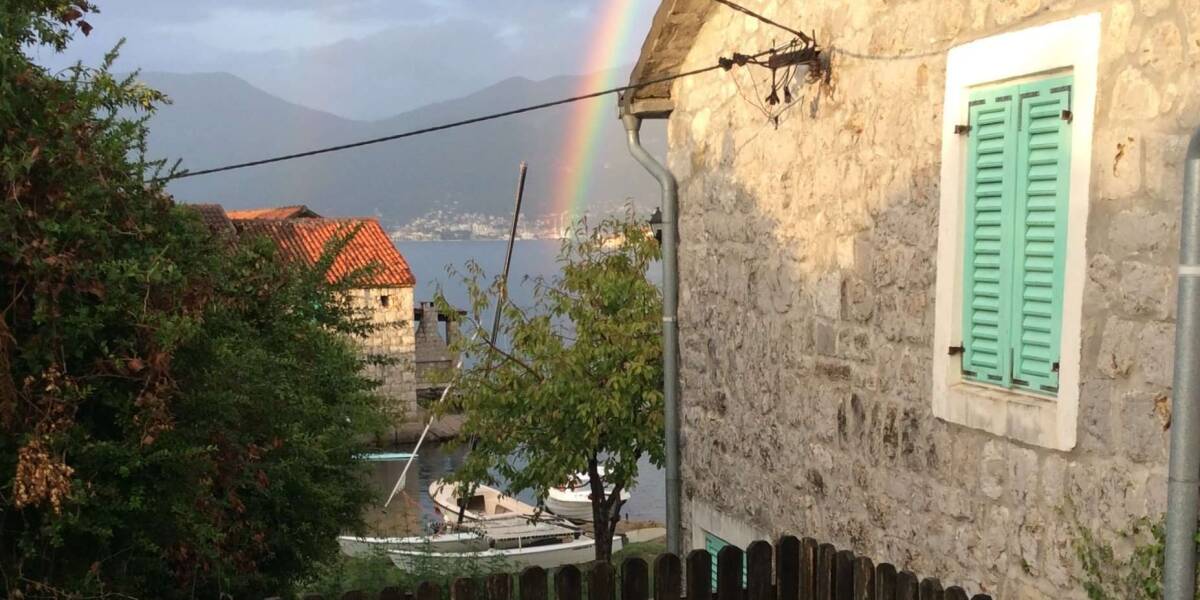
[1011,76,1072,394]
[704,532,745,590]
[961,85,1018,387]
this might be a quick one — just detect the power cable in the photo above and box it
[708,0,946,62]
[159,44,787,182]
[711,0,812,46]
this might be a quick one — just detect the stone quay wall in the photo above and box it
[663,0,1199,597]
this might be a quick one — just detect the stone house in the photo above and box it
[217,207,422,430]
[623,1,1197,597]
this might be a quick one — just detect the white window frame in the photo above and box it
[931,14,1100,451]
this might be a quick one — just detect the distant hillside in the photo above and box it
[140,71,666,226]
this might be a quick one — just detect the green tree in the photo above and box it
[436,213,664,562]
[2,3,386,597]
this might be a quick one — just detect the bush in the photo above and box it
[2,2,387,597]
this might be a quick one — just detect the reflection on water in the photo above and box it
[359,442,665,536]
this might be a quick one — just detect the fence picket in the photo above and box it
[686,549,713,600]
[917,579,942,600]
[592,561,617,600]
[378,586,406,600]
[816,544,836,600]
[520,567,548,600]
[873,564,897,600]
[280,534,992,600]
[654,552,683,600]
[488,574,512,600]
[453,578,475,600]
[800,538,819,600]
[747,541,773,600]
[716,545,744,600]
[556,565,583,600]
[777,536,801,600]
[895,572,917,600]
[852,556,873,600]
[833,551,854,600]
[622,557,650,600]
[417,581,442,600]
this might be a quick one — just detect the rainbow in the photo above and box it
[550,0,643,225]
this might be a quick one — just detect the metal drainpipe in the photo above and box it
[622,112,682,555]
[1165,127,1200,600]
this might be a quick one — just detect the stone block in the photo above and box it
[1116,261,1173,319]
[1110,67,1161,121]
[1096,130,1143,200]
[1098,317,1138,378]
[1107,208,1175,258]
[980,441,1006,500]
[841,275,875,322]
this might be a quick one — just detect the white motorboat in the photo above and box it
[544,469,631,522]
[429,479,538,524]
[387,515,624,571]
[337,531,483,557]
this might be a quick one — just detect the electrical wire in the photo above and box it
[710,0,812,46]
[160,44,788,182]
[707,0,945,62]
[830,45,948,61]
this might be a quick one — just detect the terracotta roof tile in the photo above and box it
[236,218,415,287]
[188,203,236,234]
[226,205,321,220]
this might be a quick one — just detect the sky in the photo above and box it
[31,0,661,120]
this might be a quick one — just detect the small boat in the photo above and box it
[544,469,632,522]
[337,531,484,557]
[387,515,624,571]
[356,451,417,462]
[429,479,537,524]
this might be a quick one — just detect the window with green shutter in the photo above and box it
[960,74,1072,396]
[703,531,745,590]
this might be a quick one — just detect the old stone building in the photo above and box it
[225,209,420,429]
[624,1,1197,597]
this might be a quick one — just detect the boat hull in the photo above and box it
[429,479,537,524]
[544,489,632,522]
[388,535,624,572]
[338,532,486,557]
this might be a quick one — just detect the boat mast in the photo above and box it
[456,161,528,524]
[384,161,528,510]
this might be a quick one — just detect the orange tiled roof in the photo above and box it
[236,218,415,287]
[225,205,320,220]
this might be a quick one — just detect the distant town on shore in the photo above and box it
[390,209,621,241]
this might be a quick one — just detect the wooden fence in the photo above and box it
[292,535,992,600]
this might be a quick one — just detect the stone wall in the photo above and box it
[664,1,1198,597]
[348,286,417,424]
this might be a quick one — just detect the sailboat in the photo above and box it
[428,479,538,523]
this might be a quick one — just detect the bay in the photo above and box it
[359,240,665,536]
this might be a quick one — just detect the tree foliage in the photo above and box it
[436,213,664,561]
[2,3,386,597]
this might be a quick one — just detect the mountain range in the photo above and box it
[140,70,667,227]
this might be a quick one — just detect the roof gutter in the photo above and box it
[621,112,682,555]
[1165,127,1200,600]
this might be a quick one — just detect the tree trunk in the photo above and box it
[588,456,626,563]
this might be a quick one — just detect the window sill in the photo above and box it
[933,379,1074,450]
